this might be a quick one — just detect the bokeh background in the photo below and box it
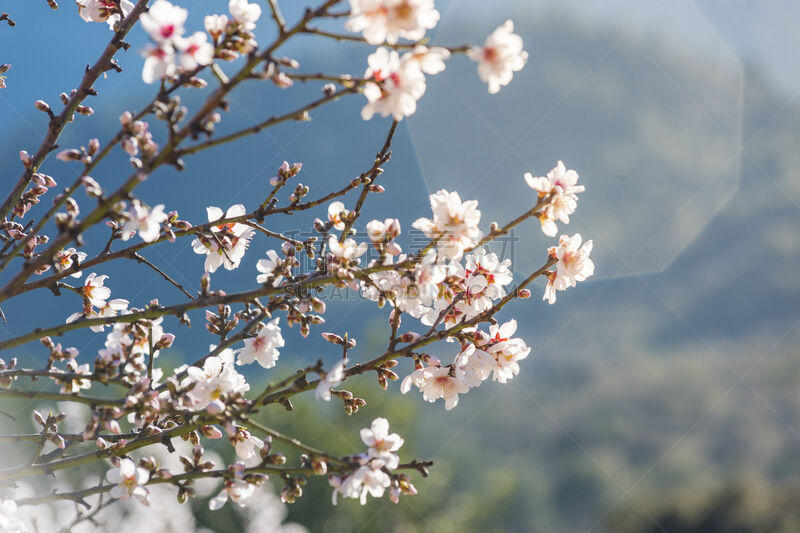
[2,1,800,531]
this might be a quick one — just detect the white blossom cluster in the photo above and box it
[329,417,412,504]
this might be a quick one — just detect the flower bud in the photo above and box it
[35,100,51,113]
[56,149,82,162]
[321,332,343,345]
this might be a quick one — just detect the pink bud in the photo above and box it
[201,425,223,439]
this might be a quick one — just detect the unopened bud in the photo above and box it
[321,332,343,345]
[35,100,51,113]
[56,149,82,162]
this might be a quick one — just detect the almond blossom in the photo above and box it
[403,45,450,75]
[346,0,440,45]
[204,14,229,40]
[316,357,348,402]
[401,363,470,410]
[58,360,92,393]
[141,45,176,84]
[334,462,392,505]
[184,347,250,411]
[360,417,404,469]
[454,342,495,387]
[228,425,265,461]
[209,478,257,510]
[412,189,482,259]
[525,161,585,236]
[468,20,528,94]
[53,248,87,278]
[327,201,348,231]
[256,250,286,286]
[478,319,531,383]
[191,204,255,273]
[544,233,595,304]
[234,317,285,368]
[361,47,427,121]
[228,0,261,30]
[120,201,168,242]
[76,0,134,29]
[140,0,187,43]
[106,458,150,504]
[176,31,215,70]
[327,236,369,279]
[80,273,112,308]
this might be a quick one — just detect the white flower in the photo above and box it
[327,236,369,277]
[457,247,513,317]
[337,463,392,505]
[346,0,439,45]
[544,233,594,304]
[204,14,229,39]
[362,47,427,121]
[184,347,250,410]
[468,20,528,94]
[141,44,176,84]
[66,298,129,333]
[81,272,111,308]
[229,0,261,30]
[120,201,168,242]
[360,417,404,469]
[327,201,348,231]
[525,161,585,236]
[316,357,348,402]
[209,479,256,510]
[228,426,264,461]
[177,31,215,70]
[401,363,470,410]
[59,360,92,393]
[454,343,494,387]
[412,189,482,259]
[479,319,530,383]
[256,250,285,286]
[0,499,28,533]
[191,204,255,273]
[77,0,134,29]
[235,317,284,368]
[53,248,87,278]
[402,45,450,74]
[365,217,401,248]
[107,458,150,504]
[140,0,187,43]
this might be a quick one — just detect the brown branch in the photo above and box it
[0,0,149,223]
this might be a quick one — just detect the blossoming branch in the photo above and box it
[0,0,594,529]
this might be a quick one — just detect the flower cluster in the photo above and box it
[330,418,412,504]
[346,0,440,45]
[525,161,585,237]
[66,273,129,331]
[191,204,255,272]
[0,0,601,524]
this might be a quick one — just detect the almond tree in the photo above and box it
[0,1,594,529]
